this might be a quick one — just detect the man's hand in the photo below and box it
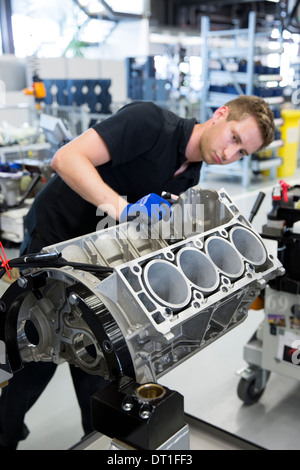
[120,193,171,223]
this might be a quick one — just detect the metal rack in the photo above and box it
[199,11,284,187]
[200,11,256,124]
[41,104,111,137]
[0,142,50,164]
[0,103,37,128]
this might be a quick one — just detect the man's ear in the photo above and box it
[212,106,229,122]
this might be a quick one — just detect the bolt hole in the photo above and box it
[102,340,113,353]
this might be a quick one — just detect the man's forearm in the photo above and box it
[51,145,128,221]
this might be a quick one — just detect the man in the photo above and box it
[0,95,275,449]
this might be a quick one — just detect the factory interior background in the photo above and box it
[0,0,300,451]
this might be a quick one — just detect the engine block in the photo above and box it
[1,186,284,383]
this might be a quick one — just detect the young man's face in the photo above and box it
[199,107,263,166]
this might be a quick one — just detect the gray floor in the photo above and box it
[1,164,300,450]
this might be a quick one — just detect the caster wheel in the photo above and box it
[237,377,266,406]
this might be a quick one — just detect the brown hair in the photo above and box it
[225,95,275,150]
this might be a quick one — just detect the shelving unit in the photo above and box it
[0,142,50,163]
[199,11,284,187]
[200,11,256,124]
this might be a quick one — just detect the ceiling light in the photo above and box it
[86,1,106,15]
[78,0,89,7]
[106,0,144,15]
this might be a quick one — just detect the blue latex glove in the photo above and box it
[120,193,171,223]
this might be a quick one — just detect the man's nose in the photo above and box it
[223,145,238,161]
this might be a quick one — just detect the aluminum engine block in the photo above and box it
[1,186,284,383]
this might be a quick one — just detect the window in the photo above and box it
[10,0,116,58]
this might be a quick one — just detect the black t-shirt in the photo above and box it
[24,101,202,245]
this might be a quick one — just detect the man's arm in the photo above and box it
[51,127,128,221]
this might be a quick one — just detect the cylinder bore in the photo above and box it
[136,383,165,402]
[177,247,219,293]
[230,226,266,265]
[143,259,191,310]
[205,236,244,279]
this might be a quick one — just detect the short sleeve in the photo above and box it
[92,102,164,166]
